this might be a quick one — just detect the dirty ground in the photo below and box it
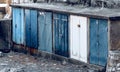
[0,52,102,72]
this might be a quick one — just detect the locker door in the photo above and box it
[53,13,69,57]
[38,12,52,53]
[98,19,108,66]
[90,19,99,65]
[25,9,31,47]
[30,10,38,48]
[12,8,16,43]
[70,15,87,63]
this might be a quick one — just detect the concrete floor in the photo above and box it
[0,52,102,72]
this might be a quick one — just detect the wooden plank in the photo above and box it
[12,8,16,43]
[30,10,38,48]
[25,9,31,47]
[90,18,99,65]
[98,19,108,66]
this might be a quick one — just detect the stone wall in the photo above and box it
[110,21,120,50]
[106,51,120,72]
[36,0,120,8]
[90,0,120,8]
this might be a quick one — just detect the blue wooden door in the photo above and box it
[12,8,24,44]
[90,18,108,66]
[25,9,38,48]
[53,13,69,57]
[38,12,52,53]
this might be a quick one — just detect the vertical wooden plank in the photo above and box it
[98,19,108,66]
[20,8,24,44]
[79,16,88,63]
[53,13,69,57]
[30,10,38,48]
[15,8,21,44]
[59,14,62,55]
[70,15,80,60]
[25,9,31,47]
[62,14,69,57]
[12,8,16,43]
[45,12,52,52]
[54,14,59,55]
[90,18,99,65]
[38,12,46,51]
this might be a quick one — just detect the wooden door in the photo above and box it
[25,9,38,48]
[90,18,108,66]
[12,8,24,44]
[38,11,52,53]
[53,13,69,57]
[70,15,88,63]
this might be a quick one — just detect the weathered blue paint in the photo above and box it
[12,8,16,43]
[25,9,31,47]
[20,9,25,44]
[90,18,108,66]
[90,19,99,65]
[30,10,38,48]
[38,12,52,53]
[53,13,69,57]
[12,8,24,44]
[25,9,38,48]
[98,19,108,66]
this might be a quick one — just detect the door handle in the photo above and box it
[77,24,80,28]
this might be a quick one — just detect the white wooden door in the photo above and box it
[70,15,88,63]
